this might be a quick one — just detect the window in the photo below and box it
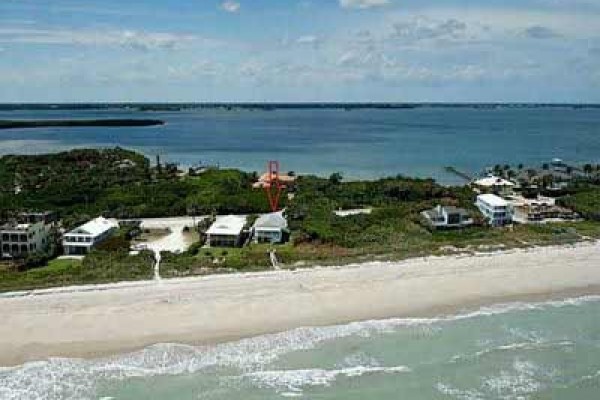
[20,234,27,242]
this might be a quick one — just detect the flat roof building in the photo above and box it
[476,194,512,227]
[206,215,247,247]
[1,221,50,259]
[507,195,579,224]
[421,205,473,229]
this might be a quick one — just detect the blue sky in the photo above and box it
[1,0,599,102]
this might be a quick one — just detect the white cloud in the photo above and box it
[0,27,211,51]
[392,17,468,42]
[340,0,390,10]
[296,35,320,45]
[221,1,241,13]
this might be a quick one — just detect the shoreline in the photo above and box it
[1,240,595,299]
[1,241,600,366]
[0,118,164,129]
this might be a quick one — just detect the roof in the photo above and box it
[442,206,469,214]
[423,205,468,220]
[206,215,247,236]
[477,193,509,207]
[253,212,288,230]
[68,216,118,237]
[258,172,296,183]
[0,223,34,232]
[473,176,515,187]
[253,173,296,188]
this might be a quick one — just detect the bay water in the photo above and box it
[1,106,599,184]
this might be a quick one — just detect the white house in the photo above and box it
[421,205,473,229]
[473,175,516,196]
[476,194,512,227]
[206,215,247,247]
[252,212,289,243]
[62,216,118,255]
[1,222,50,258]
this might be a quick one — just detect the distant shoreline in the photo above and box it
[0,103,599,112]
[0,119,165,130]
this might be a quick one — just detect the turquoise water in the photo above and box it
[1,107,599,183]
[2,296,600,399]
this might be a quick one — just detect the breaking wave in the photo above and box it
[1,295,598,400]
[242,365,410,393]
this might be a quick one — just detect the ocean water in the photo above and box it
[1,106,600,183]
[2,296,600,399]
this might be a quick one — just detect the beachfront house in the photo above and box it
[421,205,473,230]
[252,212,289,244]
[473,175,516,196]
[476,194,513,227]
[206,215,247,247]
[62,216,118,255]
[252,172,296,189]
[507,195,579,224]
[0,222,50,259]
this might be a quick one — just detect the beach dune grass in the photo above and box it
[0,251,154,292]
[157,221,600,280]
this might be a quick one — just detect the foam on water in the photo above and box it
[437,360,555,400]
[449,340,575,365]
[241,365,410,394]
[1,295,599,400]
[481,359,554,398]
[435,383,485,400]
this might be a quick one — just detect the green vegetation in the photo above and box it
[159,174,600,276]
[0,119,164,129]
[287,174,476,246]
[159,221,600,277]
[559,187,600,221]
[0,148,272,225]
[1,148,599,291]
[0,251,154,292]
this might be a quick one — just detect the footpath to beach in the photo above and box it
[1,242,599,366]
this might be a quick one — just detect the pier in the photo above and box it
[444,166,473,182]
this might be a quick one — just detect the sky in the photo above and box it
[0,0,599,103]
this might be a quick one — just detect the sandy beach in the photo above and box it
[1,242,599,367]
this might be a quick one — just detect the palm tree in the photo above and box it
[541,174,554,189]
[329,172,343,185]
